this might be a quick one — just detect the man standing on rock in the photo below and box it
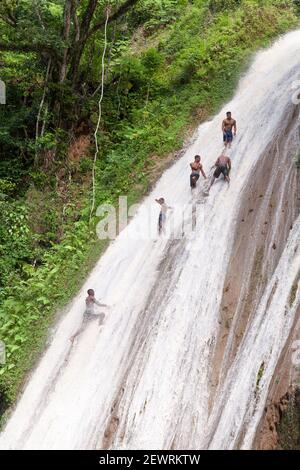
[222,111,237,149]
[155,197,172,235]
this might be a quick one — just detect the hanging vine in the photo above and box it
[90,6,110,222]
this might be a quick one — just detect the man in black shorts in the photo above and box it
[190,155,207,188]
[209,154,231,191]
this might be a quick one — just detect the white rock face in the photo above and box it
[0,29,300,450]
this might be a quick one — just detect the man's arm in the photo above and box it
[228,159,232,172]
[201,167,207,179]
[233,120,237,135]
[95,299,108,307]
[222,120,226,132]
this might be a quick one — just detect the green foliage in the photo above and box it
[255,361,265,397]
[128,0,185,32]
[277,391,300,450]
[0,179,16,198]
[0,198,32,289]
[293,0,300,13]
[141,48,163,73]
[209,0,241,13]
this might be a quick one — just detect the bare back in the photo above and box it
[217,155,230,167]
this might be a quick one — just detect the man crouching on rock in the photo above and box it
[209,154,231,191]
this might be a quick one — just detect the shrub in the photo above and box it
[209,0,242,13]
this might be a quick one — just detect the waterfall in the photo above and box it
[1,30,300,450]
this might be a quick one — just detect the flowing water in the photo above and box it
[1,30,300,450]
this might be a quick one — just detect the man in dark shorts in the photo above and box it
[209,154,231,191]
[222,111,237,148]
[190,155,207,188]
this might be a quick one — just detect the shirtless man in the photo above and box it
[209,154,231,191]
[222,111,237,148]
[70,289,108,343]
[190,155,207,188]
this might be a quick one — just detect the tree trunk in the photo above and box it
[69,0,98,89]
[59,0,72,84]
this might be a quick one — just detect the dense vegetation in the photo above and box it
[0,0,299,421]
[277,389,300,449]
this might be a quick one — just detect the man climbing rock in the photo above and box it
[70,289,108,343]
